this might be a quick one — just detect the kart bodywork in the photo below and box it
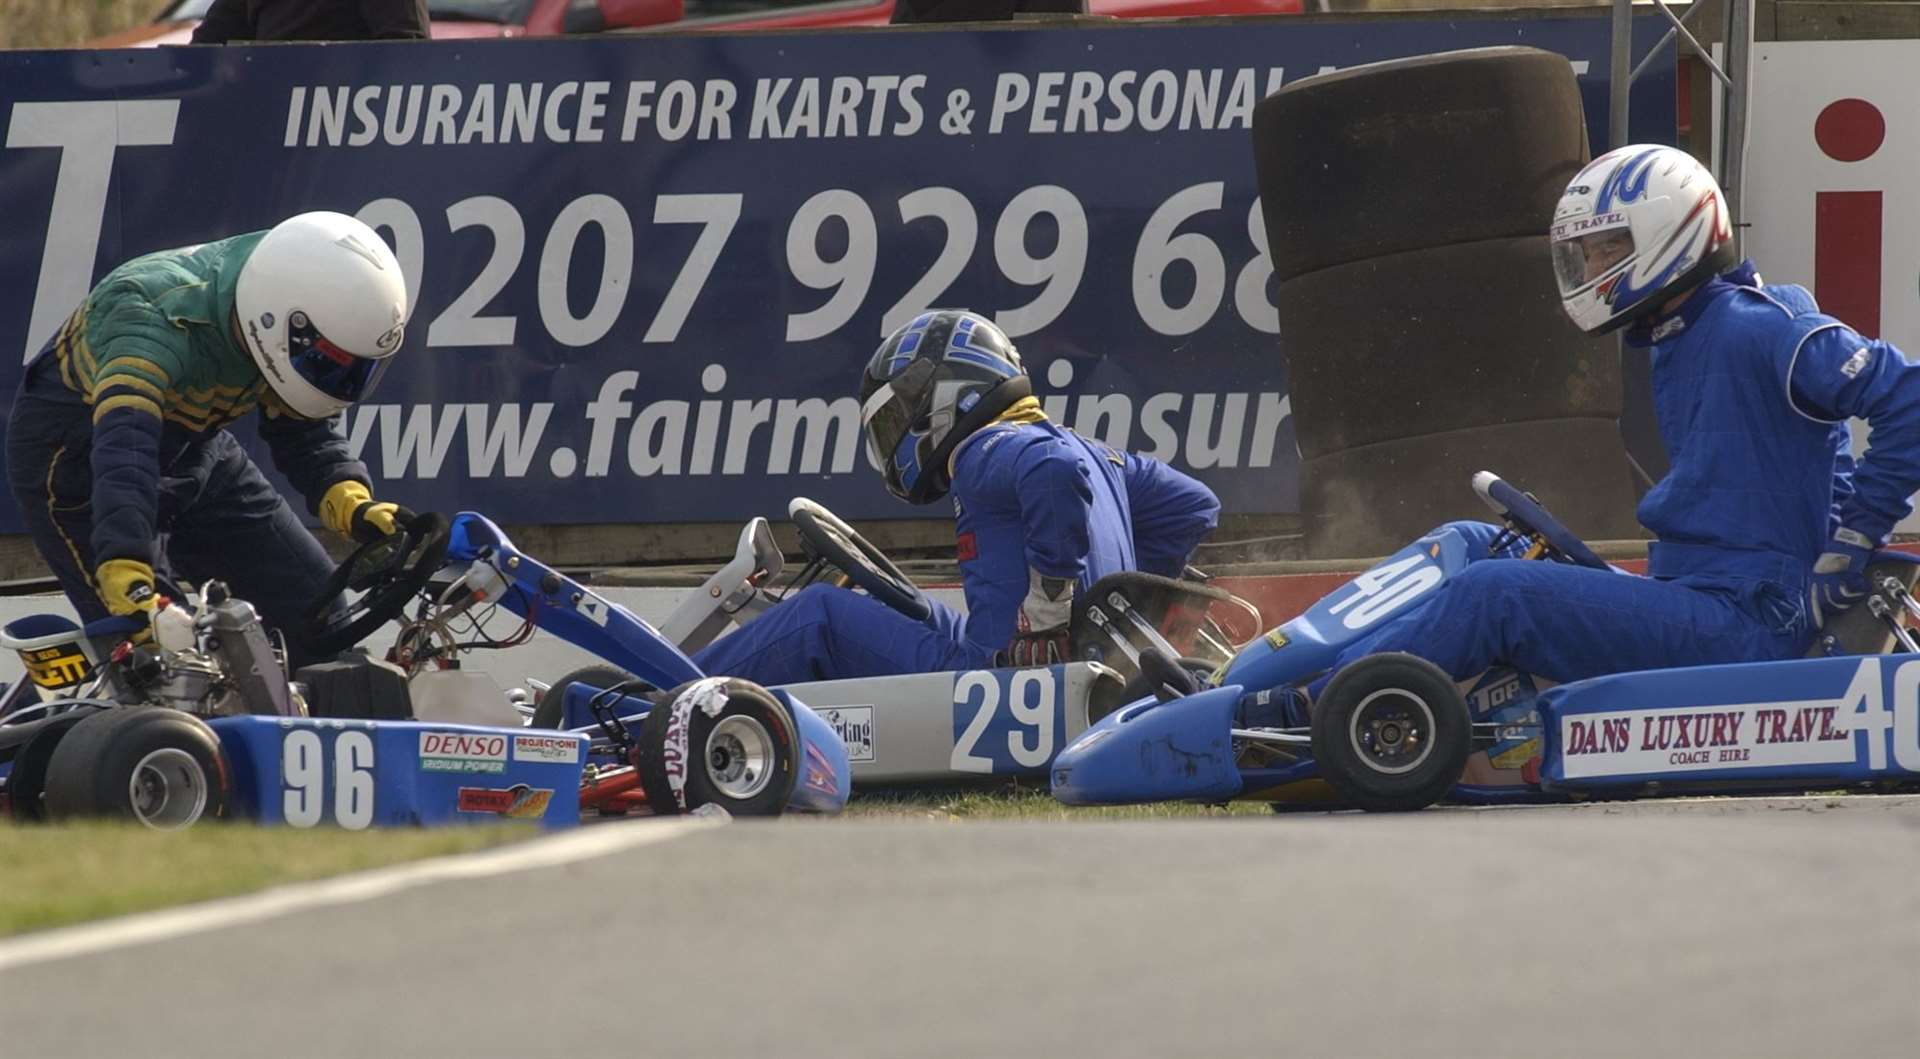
[0,511,851,828]
[1051,475,1920,811]
[548,498,1263,788]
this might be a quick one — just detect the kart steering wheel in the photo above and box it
[302,512,453,657]
[1471,472,1609,570]
[789,497,932,622]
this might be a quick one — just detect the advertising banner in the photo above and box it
[0,16,1674,532]
[1745,40,1920,529]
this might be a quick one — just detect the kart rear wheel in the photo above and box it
[43,707,230,829]
[6,708,105,823]
[531,665,640,730]
[634,678,798,818]
[1309,653,1468,812]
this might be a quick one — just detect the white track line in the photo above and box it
[0,817,718,973]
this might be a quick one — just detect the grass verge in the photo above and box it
[844,786,1275,820]
[0,821,527,937]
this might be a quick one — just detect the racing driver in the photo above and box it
[693,309,1222,683]
[1315,144,1920,688]
[5,211,418,668]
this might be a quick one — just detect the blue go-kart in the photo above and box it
[0,511,850,828]
[1051,472,1920,812]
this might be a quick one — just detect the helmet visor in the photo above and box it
[289,311,392,404]
[1551,225,1637,296]
[861,357,935,472]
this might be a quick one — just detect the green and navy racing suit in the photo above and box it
[5,232,370,665]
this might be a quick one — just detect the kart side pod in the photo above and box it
[1050,684,1246,805]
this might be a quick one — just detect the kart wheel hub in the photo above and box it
[128,747,208,830]
[1348,689,1437,777]
[706,715,775,801]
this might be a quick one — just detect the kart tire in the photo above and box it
[634,679,799,818]
[1310,653,1469,812]
[43,707,230,829]
[1253,45,1587,281]
[531,665,641,730]
[7,709,103,823]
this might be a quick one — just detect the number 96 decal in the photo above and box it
[950,667,1064,774]
[280,727,377,830]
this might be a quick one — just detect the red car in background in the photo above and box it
[93,0,1307,46]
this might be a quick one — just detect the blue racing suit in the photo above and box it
[1323,261,1920,685]
[693,419,1221,685]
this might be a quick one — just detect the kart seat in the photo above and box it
[1069,571,1238,684]
[658,517,784,653]
[1804,556,1920,657]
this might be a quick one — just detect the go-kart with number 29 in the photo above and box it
[1050,472,1920,812]
[528,496,1265,791]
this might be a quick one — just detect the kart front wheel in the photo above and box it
[634,678,798,818]
[1309,653,1468,812]
[43,707,230,829]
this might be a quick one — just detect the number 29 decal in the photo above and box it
[951,668,1063,774]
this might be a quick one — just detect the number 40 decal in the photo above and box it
[1325,554,1443,631]
[281,729,376,830]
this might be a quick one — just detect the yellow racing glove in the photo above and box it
[95,558,159,623]
[320,480,415,544]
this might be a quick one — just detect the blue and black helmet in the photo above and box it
[858,310,1031,504]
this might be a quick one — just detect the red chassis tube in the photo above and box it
[578,763,652,813]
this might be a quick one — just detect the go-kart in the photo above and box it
[0,511,852,828]
[1050,472,1920,812]
[532,497,1266,788]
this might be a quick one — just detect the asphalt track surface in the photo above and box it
[6,795,1920,1059]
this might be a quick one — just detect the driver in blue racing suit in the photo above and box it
[1314,145,1920,692]
[693,310,1221,685]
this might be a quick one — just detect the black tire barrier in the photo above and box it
[1297,417,1645,559]
[1276,236,1621,460]
[1253,46,1589,283]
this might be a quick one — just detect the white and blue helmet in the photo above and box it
[1550,145,1735,334]
[858,310,1029,505]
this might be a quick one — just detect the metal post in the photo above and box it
[1610,0,1634,149]
[1721,0,1754,257]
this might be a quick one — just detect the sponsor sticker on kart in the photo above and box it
[821,706,875,763]
[513,733,583,765]
[20,642,89,689]
[419,731,509,774]
[1560,701,1855,778]
[456,784,555,819]
[803,741,840,796]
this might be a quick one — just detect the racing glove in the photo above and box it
[1809,527,1875,630]
[95,558,160,646]
[96,558,158,617]
[1001,569,1075,667]
[320,480,416,545]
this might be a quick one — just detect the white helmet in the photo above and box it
[235,211,409,419]
[1550,145,1735,335]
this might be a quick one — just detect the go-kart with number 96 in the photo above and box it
[1051,472,1920,812]
[0,511,852,828]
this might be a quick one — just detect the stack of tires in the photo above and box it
[1253,46,1644,559]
